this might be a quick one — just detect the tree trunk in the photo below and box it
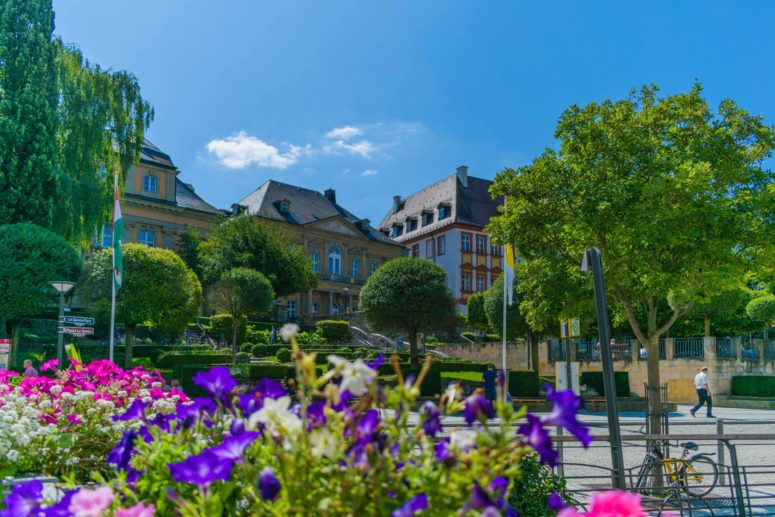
[529,333,540,374]
[409,328,420,369]
[704,315,711,337]
[124,325,134,369]
[232,321,238,353]
[0,318,7,339]
[646,335,662,435]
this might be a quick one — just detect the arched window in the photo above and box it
[351,257,359,278]
[310,251,320,272]
[369,259,378,275]
[328,247,341,275]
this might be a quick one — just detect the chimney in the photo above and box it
[324,188,336,204]
[393,195,402,213]
[456,165,469,187]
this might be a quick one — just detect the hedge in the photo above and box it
[246,363,325,381]
[404,368,442,397]
[315,320,351,343]
[251,344,287,357]
[731,376,775,397]
[157,352,233,369]
[508,371,540,397]
[579,371,630,397]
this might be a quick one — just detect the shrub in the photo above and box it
[248,363,297,381]
[509,454,578,516]
[579,371,630,397]
[484,333,501,342]
[209,313,247,344]
[276,348,292,363]
[149,349,165,365]
[461,331,478,342]
[251,344,286,357]
[157,352,233,369]
[337,346,353,354]
[247,328,270,344]
[731,375,775,397]
[298,331,326,345]
[508,371,539,397]
[316,320,351,343]
[235,352,251,364]
[240,343,253,354]
[436,361,488,373]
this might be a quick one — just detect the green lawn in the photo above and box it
[440,371,484,383]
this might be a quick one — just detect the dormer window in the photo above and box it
[438,204,451,220]
[143,174,158,193]
[421,210,434,227]
[391,224,404,237]
[278,199,291,214]
[406,218,418,232]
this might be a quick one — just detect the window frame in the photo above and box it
[475,235,486,254]
[438,205,451,220]
[421,211,434,227]
[143,174,158,193]
[328,247,342,275]
[310,251,320,272]
[351,257,359,278]
[286,300,296,319]
[477,274,486,292]
[437,235,446,256]
[461,233,471,252]
[406,218,417,232]
[138,229,156,247]
[425,240,434,259]
[462,272,472,293]
[412,243,420,258]
[369,259,378,275]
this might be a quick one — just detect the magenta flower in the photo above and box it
[40,359,59,372]
[463,393,496,426]
[391,493,428,516]
[0,480,43,517]
[113,398,147,422]
[115,503,155,517]
[68,486,114,517]
[558,490,647,517]
[210,430,260,462]
[543,385,592,448]
[420,401,442,437]
[258,467,282,501]
[169,449,235,485]
[518,414,558,466]
[193,366,237,403]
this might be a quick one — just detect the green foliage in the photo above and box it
[579,371,630,398]
[731,376,775,397]
[0,224,81,332]
[199,215,316,296]
[466,292,490,330]
[508,371,539,397]
[461,331,478,342]
[360,258,457,367]
[234,351,251,364]
[746,294,775,325]
[276,348,292,363]
[0,0,59,229]
[509,454,578,517]
[484,274,533,340]
[239,343,253,354]
[315,320,351,343]
[248,363,295,381]
[297,331,326,345]
[149,349,165,365]
[176,227,204,280]
[156,352,233,369]
[209,267,275,347]
[251,344,286,357]
[246,327,270,344]
[208,313,246,344]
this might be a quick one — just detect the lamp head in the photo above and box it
[50,281,76,294]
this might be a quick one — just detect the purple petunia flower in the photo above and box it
[40,489,76,517]
[420,401,442,437]
[112,398,147,422]
[391,493,428,517]
[354,409,380,444]
[367,354,385,370]
[543,385,592,448]
[434,439,452,462]
[210,430,259,462]
[193,366,237,403]
[548,492,566,511]
[518,414,558,466]
[107,429,137,471]
[238,378,285,417]
[459,482,498,513]
[0,480,43,517]
[306,401,327,429]
[169,449,235,485]
[489,477,509,509]
[463,393,496,426]
[258,467,281,501]
[331,390,353,412]
[176,397,217,428]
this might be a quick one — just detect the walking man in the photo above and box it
[690,367,715,418]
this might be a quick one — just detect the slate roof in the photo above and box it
[175,179,221,215]
[377,172,502,242]
[238,180,401,246]
[140,138,176,169]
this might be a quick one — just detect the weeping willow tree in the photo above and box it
[54,40,153,246]
[0,0,153,247]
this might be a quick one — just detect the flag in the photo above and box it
[112,177,124,293]
[504,244,516,306]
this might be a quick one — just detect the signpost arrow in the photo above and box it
[63,327,94,337]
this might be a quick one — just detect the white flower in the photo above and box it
[309,428,339,459]
[247,396,302,437]
[6,450,18,462]
[327,356,376,396]
[280,323,300,342]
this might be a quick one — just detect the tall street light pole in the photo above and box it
[50,281,75,369]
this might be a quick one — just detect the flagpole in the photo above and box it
[501,245,507,374]
[109,173,118,363]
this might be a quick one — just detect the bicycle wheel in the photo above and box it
[680,457,719,498]
[658,492,714,516]
[634,455,657,493]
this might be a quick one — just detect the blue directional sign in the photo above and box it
[63,316,95,327]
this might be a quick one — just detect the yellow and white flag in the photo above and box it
[504,244,516,306]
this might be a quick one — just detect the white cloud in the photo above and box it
[361,169,378,177]
[206,131,301,169]
[324,139,377,158]
[325,126,362,140]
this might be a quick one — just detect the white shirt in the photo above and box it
[694,372,709,390]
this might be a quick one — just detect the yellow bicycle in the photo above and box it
[634,441,719,498]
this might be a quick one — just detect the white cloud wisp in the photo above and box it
[206,131,301,169]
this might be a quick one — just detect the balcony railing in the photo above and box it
[316,273,365,285]
[673,337,704,359]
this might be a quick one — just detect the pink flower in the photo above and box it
[115,502,155,517]
[66,414,82,426]
[69,486,114,517]
[559,491,649,517]
[40,359,59,371]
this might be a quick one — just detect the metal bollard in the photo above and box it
[557,425,564,478]
[717,419,725,481]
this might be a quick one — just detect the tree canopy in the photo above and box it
[489,84,775,412]
[210,267,275,348]
[0,223,82,337]
[199,215,316,296]
[465,292,489,330]
[80,244,201,367]
[359,258,457,367]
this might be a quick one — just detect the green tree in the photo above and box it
[746,295,775,341]
[465,292,489,330]
[359,258,457,367]
[200,215,316,296]
[210,268,275,349]
[0,0,59,228]
[490,84,774,431]
[80,244,201,368]
[177,226,205,280]
[0,224,81,347]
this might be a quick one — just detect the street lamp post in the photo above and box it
[50,281,75,369]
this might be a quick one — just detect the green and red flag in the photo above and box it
[112,177,124,293]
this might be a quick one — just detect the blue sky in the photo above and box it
[53,1,774,223]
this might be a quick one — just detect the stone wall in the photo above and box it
[436,337,775,404]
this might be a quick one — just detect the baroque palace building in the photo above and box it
[235,180,405,322]
[93,139,222,251]
[377,166,503,313]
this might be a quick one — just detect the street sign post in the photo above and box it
[63,316,95,327]
[63,327,94,337]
